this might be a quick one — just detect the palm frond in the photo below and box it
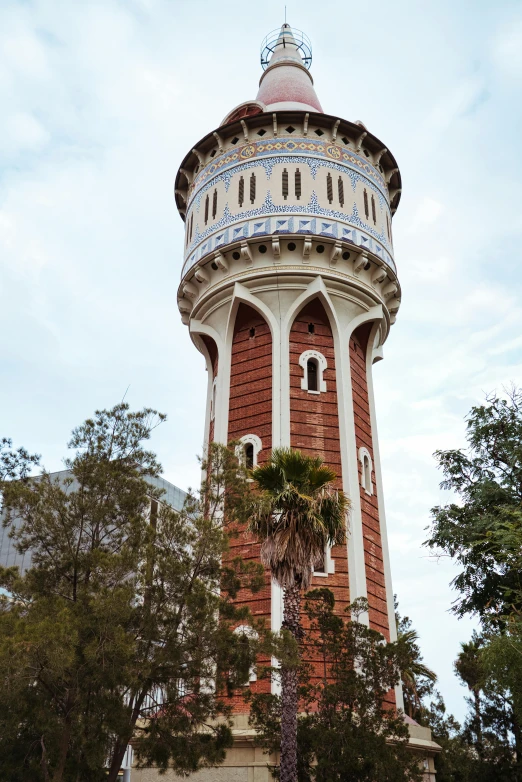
[248,448,350,590]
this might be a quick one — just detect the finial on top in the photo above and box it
[260,25,312,71]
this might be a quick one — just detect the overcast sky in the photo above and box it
[2,0,522,723]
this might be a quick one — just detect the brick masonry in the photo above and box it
[349,325,391,638]
[289,299,351,682]
[227,304,273,711]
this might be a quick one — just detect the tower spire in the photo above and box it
[256,23,323,113]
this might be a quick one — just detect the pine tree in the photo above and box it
[0,406,263,781]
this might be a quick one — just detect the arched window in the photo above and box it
[212,189,218,219]
[233,625,259,684]
[244,443,254,470]
[326,173,333,204]
[237,434,262,470]
[295,168,302,200]
[282,168,289,200]
[358,447,374,496]
[238,176,244,207]
[250,173,256,204]
[307,359,318,391]
[299,350,327,394]
[363,189,369,220]
[338,176,344,208]
[204,194,209,225]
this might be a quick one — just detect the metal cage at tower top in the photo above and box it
[260,27,312,71]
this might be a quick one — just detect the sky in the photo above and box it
[2,0,522,723]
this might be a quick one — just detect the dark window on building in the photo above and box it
[282,168,289,200]
[212,189,218,219]
[314,548,326,574]
[308,323,315,334]
[363,189,369,220]
[307,359,318,392]
[326,173,333,204]
[314,128,324,136]
[386,214,391,241]
[150,499,159,530]
[245,443,254,470]
[338,176,344,208]
[189,214,194,242]
[371,194,377,224]
[295,168,302,200]
[250,173,256,204]
[204,194,209,225]
[238,176,244,207]
[249,327,256,338]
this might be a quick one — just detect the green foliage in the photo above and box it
[424,387,522,622]
[246,448,349,782]
[395,606,437,721]
[0,407,264,782]
[247,447,349,591]
[248,591,422,782]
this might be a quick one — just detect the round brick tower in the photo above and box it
[175,24,403,709]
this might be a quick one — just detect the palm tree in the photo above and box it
[455,633,484,757]
[248,447,349,782]
[397,625,437,719]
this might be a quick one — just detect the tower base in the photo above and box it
[131,713,440,781]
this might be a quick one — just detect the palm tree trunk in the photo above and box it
[280,583,302,782]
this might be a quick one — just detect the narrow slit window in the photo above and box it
[204,194,209,225]
[308,323,315,334]
[295,168,302,200]
[371,194,377,224]
[244,443,254,470]
[250,173,256,204]
[212,189,218,220]
[238,176,244,207]
[338,176,344,208]
[190,214,194,242]
[326,173,333,204]
[363,189,369,220]
[282,168,289,199]
[363,455,371,490]
[307,359,318,392]
[386,214,391,241]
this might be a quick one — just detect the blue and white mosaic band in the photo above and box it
[181,213,396,278]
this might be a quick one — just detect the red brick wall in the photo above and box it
[289,300,350,684]
[227,304,273,711]
[349,324,390,641]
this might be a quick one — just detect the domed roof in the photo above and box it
[256,24,322,113]
[220,24,322,126]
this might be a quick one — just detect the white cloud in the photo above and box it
[492,17,522,78]
[408,197,444,232]
[1,0,521,727]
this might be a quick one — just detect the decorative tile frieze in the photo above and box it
[181,213,395,278]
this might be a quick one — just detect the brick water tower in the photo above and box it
[175,22,403,706]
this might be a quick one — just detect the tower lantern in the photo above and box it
[175,22,402,708]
